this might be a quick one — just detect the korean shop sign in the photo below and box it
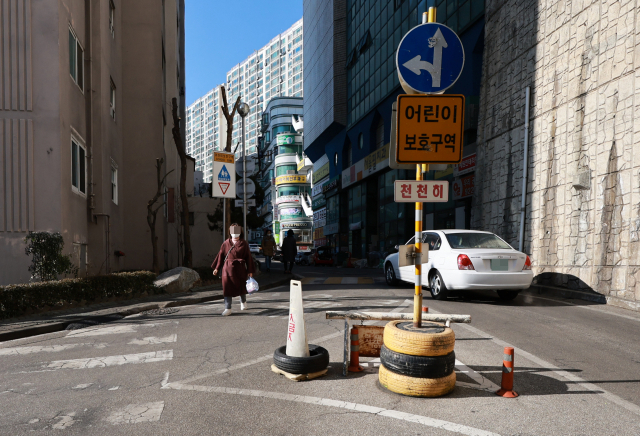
[275,175,307,185]
[313,163,330,183]
[393,180,449,203]
[396,94,465,164]
[277,134,296,146]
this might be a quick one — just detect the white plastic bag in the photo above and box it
[246,277,259,293]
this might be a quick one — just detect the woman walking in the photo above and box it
[282,229,297,274]
[212,224,255,316]
[261,229,276,272]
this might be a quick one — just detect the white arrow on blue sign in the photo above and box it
[396,23,464,94]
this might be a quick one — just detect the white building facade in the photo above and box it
[186,18,303,182]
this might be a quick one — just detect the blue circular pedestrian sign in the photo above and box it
[396,23,465,94]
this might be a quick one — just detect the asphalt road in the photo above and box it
[1,264,639,435]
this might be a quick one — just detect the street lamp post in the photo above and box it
[238,102,250,236]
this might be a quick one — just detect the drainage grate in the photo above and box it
[138,308,180,317]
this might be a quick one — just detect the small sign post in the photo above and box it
[212,152,236,198]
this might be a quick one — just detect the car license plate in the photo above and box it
[490,259,509,271]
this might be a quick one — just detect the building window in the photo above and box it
[71,138,86,195]
[109,0,115,37]
[110,79,116,120]
[111,164,118,204]
[334,153,338,166]
[358,133,364,150]
[69,27,84,91]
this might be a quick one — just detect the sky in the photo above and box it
[185,0,303,106]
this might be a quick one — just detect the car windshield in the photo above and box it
[445,233,512,249]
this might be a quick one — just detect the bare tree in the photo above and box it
[171,97,193,268]
[147,158,174,274]
[220,87,240,239]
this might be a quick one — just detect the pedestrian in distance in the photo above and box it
[212,224,255,316]
[282,229,297,274]
[261,229,276,272]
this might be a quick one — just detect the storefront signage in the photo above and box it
[281,222,312,229]
[276,195,301,205]
[314,238,327,248]
[276,134,296,146]
[342,144,390,189]
[452,173,475,200]
[312,196,326,209]
[324,223,340,235]
[314,227,324,240]
[313,208,326,228]
[280,207,303,219]
[313,163,330,183]
[322,176,339,194]
[312,178,329,197]
[275,175,307,185]
[453,153,476,177]
[349,221,362,231]
[273,221,280,244]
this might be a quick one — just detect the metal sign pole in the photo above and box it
[242,117,247,235]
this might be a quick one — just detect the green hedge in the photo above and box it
[0,271,161,320]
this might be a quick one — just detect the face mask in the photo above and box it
[231,233,240,238]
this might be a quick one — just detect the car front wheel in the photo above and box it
[385,263,398,286]
[429,271,449,300]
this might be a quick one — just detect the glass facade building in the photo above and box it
[186,18,303,182]
[304,0,485,259]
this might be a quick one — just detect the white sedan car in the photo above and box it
[249,244,261,254]
[384,230,533,300]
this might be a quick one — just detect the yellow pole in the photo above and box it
[414,8,436,328]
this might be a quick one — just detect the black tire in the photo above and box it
[385,263,399,286]
[429,271,449,300]
[380,345,455,378]
[273,344,329,374]
[497,290,520,301]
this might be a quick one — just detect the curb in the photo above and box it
[0,275,300,343]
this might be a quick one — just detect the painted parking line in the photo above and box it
[128,334,177,345]
[0,343,107,356]
[300,277,376,285]
[44,350,173,370]
[66,322,175,338]
[324,277,344,284]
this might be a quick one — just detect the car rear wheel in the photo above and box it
[497,290,520,301]
[385,263,398,286]
[429,271,449,300]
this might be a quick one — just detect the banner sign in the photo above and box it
[275,175,307,185]
[282,222,312,229]
[312,178,329,197]
[322,176,339,194]
[280,207,303,219]
[276,195,301,205]
[312,196,326,209]
[453,153,476,177]
[277,134,297,145]
[314,238,327,247]
[314,227,324,240]
[342,144,390,189]
[394,180,449,203]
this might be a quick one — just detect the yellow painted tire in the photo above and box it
[383,320,455,357]
[379,363,456,397]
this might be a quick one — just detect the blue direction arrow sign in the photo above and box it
[396,23,464,94]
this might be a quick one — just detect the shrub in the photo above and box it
[0,271,161,320]
[24,231,77,281]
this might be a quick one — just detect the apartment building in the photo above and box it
[186,18,303,182]
[0,0,214,286]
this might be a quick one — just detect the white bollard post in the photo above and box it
[286,280,310,357]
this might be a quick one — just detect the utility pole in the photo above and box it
[238,102,250,234]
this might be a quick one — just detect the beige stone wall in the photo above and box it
[474,0,640,310]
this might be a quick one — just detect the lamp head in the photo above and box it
[238,102,250,117]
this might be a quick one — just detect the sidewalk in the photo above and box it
[0,271,300,342]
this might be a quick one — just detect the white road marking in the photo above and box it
[44,350,173,370]
[161,372,170,388]
[0,343,107,356]
[28,419,39,424]
[66,322,172,338]
[108,386,119,391]
[52,412,76,429]
[166,300,412,387]
[71,383,93,390]
[128,334,177,345]
[523,293,640,323]
[168,383,499,436]
[106,402,164,425]
[430,308,640,417]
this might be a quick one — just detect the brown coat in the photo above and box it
[261,235,276,256]
[211,239,256,297]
